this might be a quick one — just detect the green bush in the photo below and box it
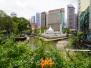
[0,39,31,68]
[0,36,91,68]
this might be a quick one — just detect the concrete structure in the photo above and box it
[78,0,90,15]
[67,4,75,30]
[41,12,46,28]
[75,14,78,29]
[61,8,65,28]
[78,0,90,31]
[46,13,48,27]
[89,0,91,30]
[48,8,65,31]
[11,12,17,17]
[78,0,91,39]
[30,16,35,23]
[42,26,66,39]
[35,13,41,28]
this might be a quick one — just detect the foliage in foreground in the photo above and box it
[69,32,86,48]
[0,37,91,68]
[0,39,31,68]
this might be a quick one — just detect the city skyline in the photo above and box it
[0,0,77,19]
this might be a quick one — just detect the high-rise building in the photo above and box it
[78,0,90,31]
[75,14,78,29]
[61,8,65,28]
[78,0,90,15]
[48,8,65,31]
[35,13,41,28]
[67,4,75,30]
[11,12,17,17]
[41,12,46,28]
[46,13,48,27]
[30,16,35,23]
[89,0,91,30]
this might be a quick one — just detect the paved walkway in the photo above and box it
[56,40,68,49]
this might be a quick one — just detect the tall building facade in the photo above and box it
[61,8,65,28]
[67,4,75,30]
[41,12,46,28]
[78,0,90,15]
[30,16,35,23]
[48,8,65,31]
[35,13,41,28]
[46,13,48,27]
[89,0,91,31]
[75,14,78,29]
[78,0,90,31]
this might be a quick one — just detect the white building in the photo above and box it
[42,26,66,38]
[11,12,17,17]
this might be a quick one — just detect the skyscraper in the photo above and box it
[35,13,41,28]
[75,14,78,29]
[67,4,75,30]
[78,0,90,31]
[78,0,90,15]
[30,16,35,23]
[41,12,46,28]
[48,8,65,31]
[89,0,91,31]
[61,8,65,28]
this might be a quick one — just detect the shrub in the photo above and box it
[0,36,90,68]
[0,39,31,68]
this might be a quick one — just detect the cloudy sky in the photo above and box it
[0,0,78,19]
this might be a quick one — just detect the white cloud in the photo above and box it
[0,0,78,19]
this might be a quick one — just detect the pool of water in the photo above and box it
[29,37,69,50]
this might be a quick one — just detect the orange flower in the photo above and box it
[40,63,44,68]
[40,57,54,68]
[49,62,54,67]
[45,58,50,65]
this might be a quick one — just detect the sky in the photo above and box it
[0,0,78,19]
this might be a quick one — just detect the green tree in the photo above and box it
[18,17,30,32]
[12,21,18,33]
[34,28,40,34]
[41,27,47,33]
[63,28,70,36]
[12,17,32,33]
[0,10,32,34]
[69,31,86,48]
[0,10,16,33]
[0,16,14,33]
[0,10,7,17]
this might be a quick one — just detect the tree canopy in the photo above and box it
[0,10,32,34]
